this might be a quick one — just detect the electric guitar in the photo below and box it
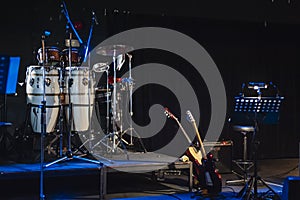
[186,110,222,195]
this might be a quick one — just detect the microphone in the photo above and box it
[42,30,51,39]
[92,11,99,25]
[44,30,51,37]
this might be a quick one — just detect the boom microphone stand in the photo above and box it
[45,1,99,163]
[39,2,103,199]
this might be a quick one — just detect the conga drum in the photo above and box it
[25,65,60,133]
[37,46,61,66]
[64,66,94,132]
[61,48,81,67]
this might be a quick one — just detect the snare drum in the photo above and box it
[61,48,81,67]
[64,66,94,132]
[25,65,60,133]
[37,46,61,66]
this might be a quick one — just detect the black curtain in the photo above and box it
[0,2,299,160]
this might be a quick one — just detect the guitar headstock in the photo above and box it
[164,107,177,120]
[186,110,195,123]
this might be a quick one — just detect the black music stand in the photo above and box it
[232,94,284,200]
[0,55,20,157]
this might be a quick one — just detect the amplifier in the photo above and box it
[203,140,233,174]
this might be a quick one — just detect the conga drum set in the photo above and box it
[25,42,141,158]
[25,43,95,156]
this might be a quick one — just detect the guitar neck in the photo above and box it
[174,118,192,144]
[191,121,207,160]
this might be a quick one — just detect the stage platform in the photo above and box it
[0,151,298,200]
[0,151,193,199]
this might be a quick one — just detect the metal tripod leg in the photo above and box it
[237,138,281,199]
[237,175,281,200]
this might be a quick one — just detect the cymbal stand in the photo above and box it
[127,53,134,145]
[121,54,147,152]
[95,53,128,154]
[105,68,110,136]
[112,54,119,152]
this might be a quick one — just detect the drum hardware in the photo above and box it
[94,46,147,154]
[95,45,134,153]
[37,30,51,200]
[93,62,110,73]
[94,62,110,137]
[45,133,60,156]
[125,53,134,145]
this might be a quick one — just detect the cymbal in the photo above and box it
[96,44,134,56]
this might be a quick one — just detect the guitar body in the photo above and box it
[185,148,222,194]
[186,146,202,165]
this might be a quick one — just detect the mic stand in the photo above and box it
[61,1,83,45]
[71,9,98,153]
[45,32,100,165]
[39,3,104,199]
[39,33,47,200]
[83,11,97,63]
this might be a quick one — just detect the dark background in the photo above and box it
[0,0,299,161]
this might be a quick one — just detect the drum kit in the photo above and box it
[22,0,141,160]
[25,42,138,155]
[24,2,141,199]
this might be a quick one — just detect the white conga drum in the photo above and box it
[26,65,60,133]
[64,66,94,132]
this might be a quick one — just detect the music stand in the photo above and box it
[232,93,284,199]
[0,55,20,156]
